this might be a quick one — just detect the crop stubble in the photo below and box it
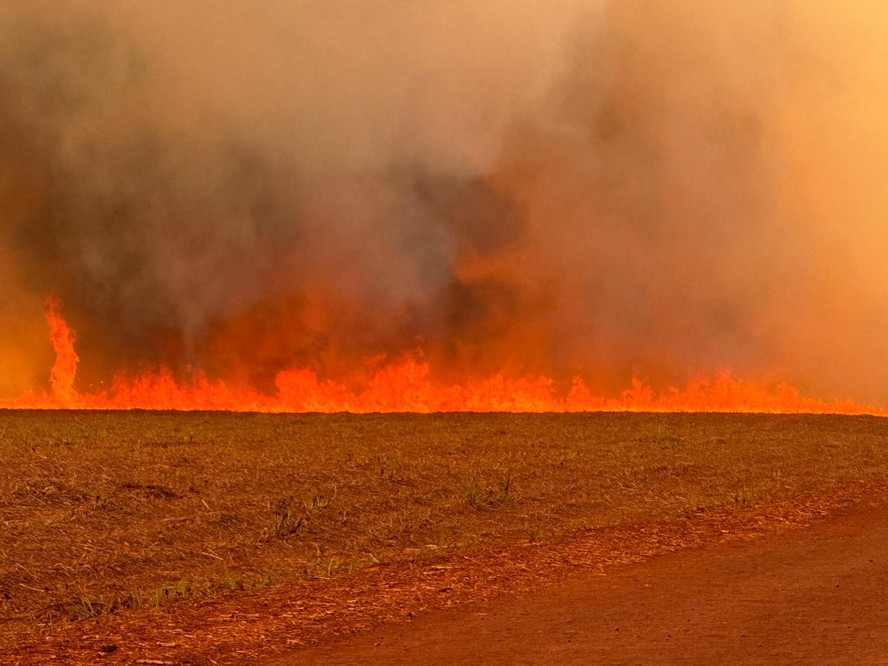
[1,411,887,662]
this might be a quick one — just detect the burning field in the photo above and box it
[3,1,888,663]
[2,1,888,412]
[3,298,879,414]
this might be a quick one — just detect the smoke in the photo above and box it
[2,0,888,403]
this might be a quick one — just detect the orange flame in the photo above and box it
[1,298,884,415]
[45,296,80,407]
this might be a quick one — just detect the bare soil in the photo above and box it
[284,499,888,665]
[2,412,888,663]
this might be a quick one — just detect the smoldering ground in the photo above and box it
[1,1,888,405]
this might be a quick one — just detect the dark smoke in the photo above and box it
[2,1,888,404]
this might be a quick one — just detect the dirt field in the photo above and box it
[285,501,888,665]
[2,411,888,663]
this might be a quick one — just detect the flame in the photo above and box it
[1,298,882,415]
[45,296,79,406]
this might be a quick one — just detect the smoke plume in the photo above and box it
[2,0,888,405]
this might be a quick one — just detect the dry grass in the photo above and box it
[2,411,888,651]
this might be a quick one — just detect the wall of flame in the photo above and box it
[2,1,888,411]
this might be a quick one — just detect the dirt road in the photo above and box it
[280,505,888,665]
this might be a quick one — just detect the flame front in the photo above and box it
[1,301,878,415]
[3,4,888,411]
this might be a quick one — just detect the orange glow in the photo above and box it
[1,299,882,415]
[45,296,79,407]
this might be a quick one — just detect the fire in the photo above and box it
[46,297,79,407]
[1,299,882,415]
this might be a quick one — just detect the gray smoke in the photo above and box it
[2,0,888,405]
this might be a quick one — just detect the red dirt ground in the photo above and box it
[273,498,888,665]
[8,486,887,664]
